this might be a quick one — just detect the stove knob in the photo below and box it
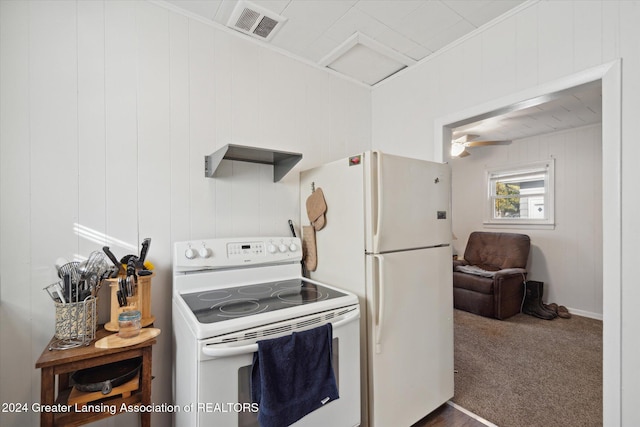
[289,243,298,252]
[185,248,197,260]
[199,247,211,258]
[267,244,277,254]
[278,244,287,253]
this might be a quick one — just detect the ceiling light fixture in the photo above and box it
[319,32,416,86]
[450,142,469,158]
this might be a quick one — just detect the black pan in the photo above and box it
[71,357,142,395]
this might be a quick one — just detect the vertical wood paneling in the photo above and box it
[573,0,603,72]
[0,1,32,425]
[77,1,107,259]
[231,161,263,236]
[301,67,330,169]
[169,11,190,243]
[28,1,79,416]
[515,3,539,90]
[0,2,372,426]
[231,37,260,144]
[188,19,216,238]
[537,0,573,82]
[104,0,139,256]
[481,18,517,100]
[601,1,620,63]
[457,35,483,110]
[135,3,172,422]
[213,30,234,237]
[213,30,233,145]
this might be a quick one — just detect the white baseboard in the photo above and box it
[566,307,603,321]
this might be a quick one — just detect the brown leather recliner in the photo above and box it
[453,232,530,320]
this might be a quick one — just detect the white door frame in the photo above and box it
[434,59,622,426]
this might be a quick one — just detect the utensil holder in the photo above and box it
[50,296,97,350]
[105,273,155,332]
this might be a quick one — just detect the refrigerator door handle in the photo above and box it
[373,150,383,252]
[374,254,385,354]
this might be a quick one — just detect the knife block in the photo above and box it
[104,273,155,332]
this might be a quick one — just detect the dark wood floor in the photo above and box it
[411,403,489,427]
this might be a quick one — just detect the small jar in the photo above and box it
[118,310,141,338]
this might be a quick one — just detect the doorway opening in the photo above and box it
[434,60,621,425]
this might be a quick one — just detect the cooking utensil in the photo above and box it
[137,238,151,268]
[57,262,80,286]
[71,357,142,395]
[78,251,110,297]
[63,273,72,304]
[116,290,126,307]
[126,256,138,286]
[103,246,122,277]
[44,282,66,303]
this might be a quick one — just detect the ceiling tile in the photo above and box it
[166,0,222,20]
[324,7,385,43]
[457,0,525,27]
[404,44,432,61]
[422,19,476,52]
[326,43,407,85]
[441,0,493,22]
[271,20,327,54]
[280,0,357,31]
[373,26,430,58]
[213,0,238,23]
[354,0,424,27]
[304,34,345,63]
[396,1,463,46]
[250,0,291,14]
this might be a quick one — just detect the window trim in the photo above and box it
[483,159,555,229]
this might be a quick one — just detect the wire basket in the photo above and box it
[50,296,97,350]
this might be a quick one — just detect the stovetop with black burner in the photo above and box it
[180,278,348,324]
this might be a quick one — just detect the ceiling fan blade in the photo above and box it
[466,140,512,147]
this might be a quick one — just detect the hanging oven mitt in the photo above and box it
[306,188,327,231]
[302,226,317,272]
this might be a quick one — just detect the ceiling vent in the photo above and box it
[227,1,287,42]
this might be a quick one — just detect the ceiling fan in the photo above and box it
[450,134,511,157]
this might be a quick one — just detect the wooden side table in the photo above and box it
[35,327,156,427]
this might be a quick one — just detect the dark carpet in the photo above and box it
[452,309,602,427]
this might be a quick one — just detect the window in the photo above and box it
[485,159,555,228]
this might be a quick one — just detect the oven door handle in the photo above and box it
[201,309,359,359]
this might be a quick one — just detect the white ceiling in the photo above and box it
[162,0,526,85]
[160,0,601,143]
[451,80,602,144]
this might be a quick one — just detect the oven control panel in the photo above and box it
[173,237,302,271]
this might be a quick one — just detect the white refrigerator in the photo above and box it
[300,150,453,427]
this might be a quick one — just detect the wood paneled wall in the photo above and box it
[0,2,371,426]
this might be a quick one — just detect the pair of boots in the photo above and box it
[522,281,557,320]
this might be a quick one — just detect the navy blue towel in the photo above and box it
[251,323,339,427]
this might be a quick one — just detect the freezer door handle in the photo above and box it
[374,254,385,354]
[201,309,360,359]
[373,150,383,252]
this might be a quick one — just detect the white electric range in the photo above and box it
[172,237,361,427]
